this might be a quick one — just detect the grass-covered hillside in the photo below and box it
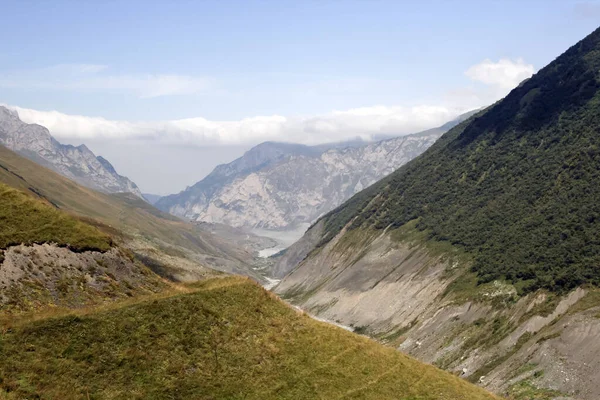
[0,182,166,313]
[319,27,600,294]
[0,143,228,255]
[0,182,111,252]
[0,276,498,400]
[0,143,261,280]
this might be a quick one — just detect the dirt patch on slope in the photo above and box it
[0,243,164,312]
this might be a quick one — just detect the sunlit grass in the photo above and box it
[0,277,499,400]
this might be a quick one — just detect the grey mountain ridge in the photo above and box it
[0,106,142,197]
[157,110,479,230]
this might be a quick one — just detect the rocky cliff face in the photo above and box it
[156,117,474,230]
[0,106,142,197]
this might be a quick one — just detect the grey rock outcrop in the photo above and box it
[156,112,477,230]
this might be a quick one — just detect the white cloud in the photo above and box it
[9,104,461,146]
[465,58,535,89]
[0,64,212,98]
[4,58,535,147]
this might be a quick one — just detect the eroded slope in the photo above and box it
[0,144,261,282]
[0,182,164,312]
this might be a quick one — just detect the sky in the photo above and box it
[1,0,599,194]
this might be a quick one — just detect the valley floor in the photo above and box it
[251,223,311,258]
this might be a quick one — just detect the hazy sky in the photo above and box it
[1,0,599,194]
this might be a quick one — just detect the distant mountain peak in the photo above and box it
[76,143,92,152]
[156,113,474,230]
[0,105,143,198]
[96,155,118,175]
[0,106,19,119]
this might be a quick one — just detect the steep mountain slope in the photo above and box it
[315,28,600,293]
[0,146,496,400]
[0,276,498,400]
[0,106,142,197]
[0,144,262,282]
[0,182,164,312]
[156,141,322,227]
[275,27,600,398]
[157,113,476,230]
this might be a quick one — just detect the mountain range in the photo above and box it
[274,27,600,399]
[0,106,142,197]
[156,110,477,231]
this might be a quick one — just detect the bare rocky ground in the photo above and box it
[275,226,600,400]
[0,243,165,312]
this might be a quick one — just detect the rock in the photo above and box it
[157,131,441,229]
[0,106,142,197]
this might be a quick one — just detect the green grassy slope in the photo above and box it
[0,144,255,270]
[0,277,498,400]
[0,182,111,252]
[318,27,600,294]
[0,181,167,313]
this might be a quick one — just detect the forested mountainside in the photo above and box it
[0,163,497,399]
[316,27,600,293]
[275,27,600,399]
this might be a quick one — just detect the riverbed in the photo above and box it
[252,223,310,259]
